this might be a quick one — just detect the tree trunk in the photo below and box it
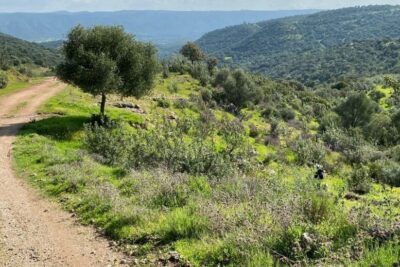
[100,93,106,116]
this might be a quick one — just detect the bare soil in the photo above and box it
[0,78,129,266]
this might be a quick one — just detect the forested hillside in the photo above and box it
[0,32,62,70]
[197,5,400,85]
[0,10,317,45]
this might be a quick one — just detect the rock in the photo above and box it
[344,192,360,201]
[114,102,135,109]
[169,251,180,262]
[120,259,128,264]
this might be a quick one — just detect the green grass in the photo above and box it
[0,78,43,97]
[12,74,400,266]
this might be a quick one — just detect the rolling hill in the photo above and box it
[0,32,62,69]
[0,10,318,56]
[197,5,400,85]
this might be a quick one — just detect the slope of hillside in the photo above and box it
[0,10,318,45]
[0,32,62,69]
[198,5,400,85]
[12,70,400,266]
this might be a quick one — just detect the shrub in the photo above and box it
[292,138,326,166]
[174,98,190,109]
[249,123,259,138]
[348,165,371,194]
[336,93,379,128]
[212,69,262,110]
[156,97,171,108]
[319,112,341,132]
[0,71,8,89]
[84,122,134,167]
[369,159,400,187]
[280,107,296,122]
[190,63,210,86]
[364,113,398,146]
[168,82,179,93]
[85,116,253,178]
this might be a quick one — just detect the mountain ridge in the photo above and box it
[197,5,400,84]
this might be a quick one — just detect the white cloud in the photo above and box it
[0,0,399,12]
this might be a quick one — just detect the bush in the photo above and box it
[85,122,134,167]
[190,63,210,86]
[348,165,371,194]
[364,113,398,146]
[0,72,8,89]
[336,93,379,128]
[156,97,171,108]
[369,159,400,187]
[292,138,326,166]
[85,116,253,178]
[249,123,259,138]
[319,112,341,132]
[212,69,262,110]
[279,107,296,122]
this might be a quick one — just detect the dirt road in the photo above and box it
[0,78,128,266]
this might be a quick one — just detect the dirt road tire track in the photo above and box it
[0,78,128,266]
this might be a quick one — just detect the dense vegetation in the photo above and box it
[13,41,400,265]
[0,32,62,71]
[197,5,400,85]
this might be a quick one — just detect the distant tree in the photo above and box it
[180,42,205,64]
[57,25,159,116]
[206,57,218,75]
[336,93,378,128]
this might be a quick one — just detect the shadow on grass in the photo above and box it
[18,115,89,141]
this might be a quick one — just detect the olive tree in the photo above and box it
[180,42,205,64]
[57,25,159,116]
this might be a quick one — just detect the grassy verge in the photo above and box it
[0,78,44,97]
[13,75,400,266]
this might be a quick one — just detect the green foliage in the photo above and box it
[57,25,159,115]
[206,57,218,75]
[0,32,61,70]
[180,42,205,63]
[0,71,8,89]
[292,138,326,166]
[369,159,400,187]
[159,207,209,242]
[198,6,400,85]
[336,93,378,128]
[212,69,262,110]
[365,113,399,146]
[319,112,341,132]
[85,116,252,178]
[348,165,372,194]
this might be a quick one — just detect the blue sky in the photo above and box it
[0,0,399,12]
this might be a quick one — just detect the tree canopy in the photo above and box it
[180,42,205,64]
[57,25,159,115]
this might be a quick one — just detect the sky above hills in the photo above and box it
[0,0,399,12]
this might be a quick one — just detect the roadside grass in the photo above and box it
[0,78,43,97]
[13,76,400,266]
